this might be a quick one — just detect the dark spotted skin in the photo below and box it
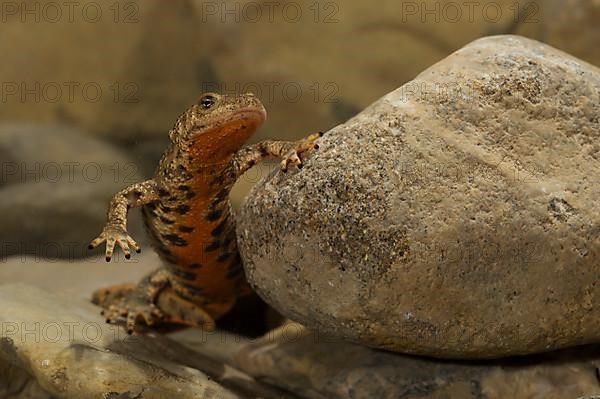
[89,92,321,334]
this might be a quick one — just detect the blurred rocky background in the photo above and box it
[0,0,598,259]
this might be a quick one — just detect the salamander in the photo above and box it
[89,92,320,333]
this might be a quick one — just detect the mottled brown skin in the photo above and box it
[89,93,321,333]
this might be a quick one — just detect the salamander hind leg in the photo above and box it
[92,269,169,334]
[155,287,216,331]
[92,282,137,308]
[92,268,216,334]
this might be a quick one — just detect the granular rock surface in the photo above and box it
[237,35,600,358]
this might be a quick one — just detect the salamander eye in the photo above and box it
[199,95,216,110]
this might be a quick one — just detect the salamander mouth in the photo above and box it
[192,107,267,137]
[229,107,267,126]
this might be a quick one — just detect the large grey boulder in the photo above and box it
[237,35,600,358]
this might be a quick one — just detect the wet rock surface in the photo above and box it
[237,35,600,358]
[234,323,600,399]
[0,284,289,399]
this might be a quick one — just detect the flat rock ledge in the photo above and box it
[234,323,600,399]
[237,35,600,358]
[0,284,287,399]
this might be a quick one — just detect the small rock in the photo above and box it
[237,36,600,358]
[0,359,52,399]
[234,323,600,399]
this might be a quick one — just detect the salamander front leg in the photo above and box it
[88,179,160,261]
[232,132,323,176]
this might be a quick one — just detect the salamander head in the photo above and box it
[169,92,267,155]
